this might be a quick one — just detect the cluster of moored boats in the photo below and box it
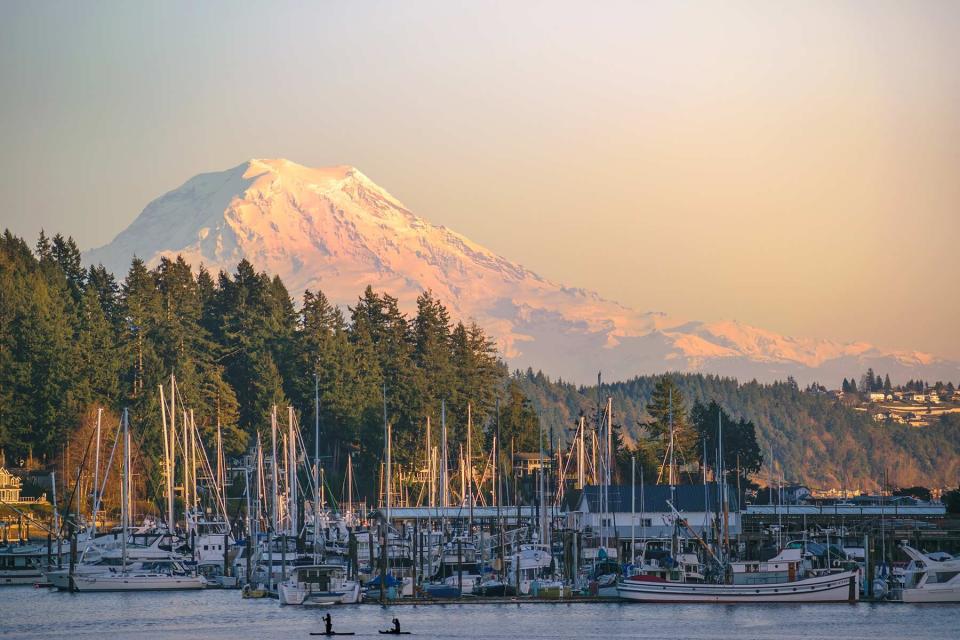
[3,377,957,605]
[4,508,959,604]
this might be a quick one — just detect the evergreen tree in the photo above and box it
[298,288,356,465]
[499,379,539,452]
[644,376,697,483]
[50,234,85,304]
[75,284,121,406]
[690,400,762,486]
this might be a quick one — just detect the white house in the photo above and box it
[0,467,23,503]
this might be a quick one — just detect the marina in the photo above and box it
[1,378,958,610]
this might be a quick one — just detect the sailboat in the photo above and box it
[71,410,206,592]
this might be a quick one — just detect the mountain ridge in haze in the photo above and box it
[84,158,959,386]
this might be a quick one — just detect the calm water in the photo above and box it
[1,588,957,640]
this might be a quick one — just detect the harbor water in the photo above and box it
[1,589,957,640]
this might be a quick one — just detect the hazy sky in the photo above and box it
[1,1,958,358]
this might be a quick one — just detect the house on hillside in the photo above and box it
[0,467,23,503]
[513,452,551,477]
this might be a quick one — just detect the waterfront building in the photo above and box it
[0,467,23,504]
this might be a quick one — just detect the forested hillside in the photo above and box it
[0,231,506,498]
[2,229,957,501]
[516,371,960,491]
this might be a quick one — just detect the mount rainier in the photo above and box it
[84,158,958,386]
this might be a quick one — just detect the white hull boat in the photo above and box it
[899,545,960,603]
[71,571,206,591]
[619,546,859,603]
[618,569,859,603]
[277,564,361,605]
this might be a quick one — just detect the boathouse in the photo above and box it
[566,483,741,540]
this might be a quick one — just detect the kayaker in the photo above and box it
[392,618,400,633]
[324,613,333,635]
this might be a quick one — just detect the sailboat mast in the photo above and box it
[426,416,433,508]
[607,397,613,487]
[190,410,198,521]
[121,408,129,571]
[182,407,190,533]
[538,413,546,546]
[271,406,278,534]
[347,454,353,519]
[719,408,729,556]
[314,374,320,562]
[631,454,636,565]
[467,402,473,530]
[383,384,390,525]
[216,419,224,508]
[159,384,170,531]
[577,417,585,489]
[386,422,392,525]
[93,407,101,536]
[441,400,448,509]
[168,374,176,531]
[288,406,297,537]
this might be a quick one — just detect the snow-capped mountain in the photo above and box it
[84,159,959,385]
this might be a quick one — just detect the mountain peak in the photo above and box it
[84,159,959,385]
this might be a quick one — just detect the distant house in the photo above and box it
[0,466,23,503]
[782,485,812,504]
[513,452,550,477]
[911,393,927,403]
[927,392,941,404]
[867,392,886,402]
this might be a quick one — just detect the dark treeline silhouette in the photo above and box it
[516,370,960,491]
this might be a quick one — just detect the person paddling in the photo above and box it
[324,613,333,635]
[392,618,401,633]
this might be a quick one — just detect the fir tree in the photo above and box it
[643,375,697,483]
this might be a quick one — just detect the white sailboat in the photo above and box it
[71,409,206,592]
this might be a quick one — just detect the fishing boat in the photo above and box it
[252,534,314,587]
[277,564,361,605]
[618,546,859,603]
[507,544,554,595]
[896,544,960,603]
